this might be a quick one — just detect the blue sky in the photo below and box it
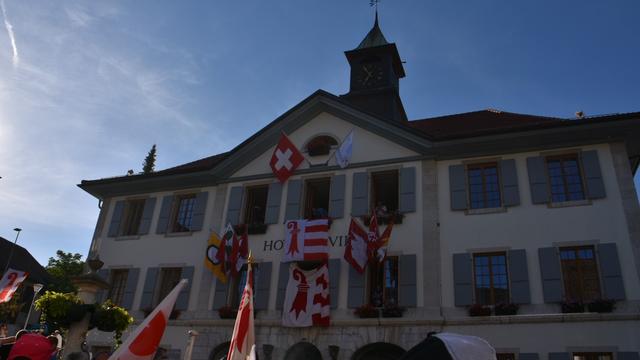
[0,1,639,265]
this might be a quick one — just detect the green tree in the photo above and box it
[46,250,84,293]
[142,144,157,174]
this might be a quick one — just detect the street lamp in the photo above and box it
[1,228,22,276]
[24,283,44,330]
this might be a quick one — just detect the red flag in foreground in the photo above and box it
[0,268,28,303]
[227,262,256,360]
[269,133,304,183]
[108,279,187,360]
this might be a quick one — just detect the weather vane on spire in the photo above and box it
[370,0,380,10]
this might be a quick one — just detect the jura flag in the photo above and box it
[335,130,353,168]
[282,263,330,327]
[344,219,369,274]
[108,279,186,360]
[270,133,304,183]
[0,268,28,304]
[283,219,329,262]
[227,262,256,360]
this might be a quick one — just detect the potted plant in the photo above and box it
[381,304,406,318]
[494,303,519,316]
[218,305,237,319]
[561,301,585,314]
[468,304,491,317]
[92,300,134,346]
[587,299,615,313]
[354,304,379,318]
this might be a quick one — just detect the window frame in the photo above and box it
[544,153,586,203]
[303,177,332,220]
[472,251,510,306]
[466,162,502,210]
[154,267,182,307]
[559,245,602,303]
[119,199,146,236]
[169,194,197,233]
[366,256,399,307]
[370,169,399,216]
[107,269,129,306]
[242,184,269,226]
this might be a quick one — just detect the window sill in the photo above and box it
[114,235,141,241]
[164,231,194,238]
[547,199,592,208]
[465,207,506,216]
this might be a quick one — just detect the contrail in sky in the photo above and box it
[0,0,19,66]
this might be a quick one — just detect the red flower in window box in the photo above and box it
[468,304,492,317]
[218,305,238,319]
[354,304,379,318]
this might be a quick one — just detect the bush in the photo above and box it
[34,291,82,328]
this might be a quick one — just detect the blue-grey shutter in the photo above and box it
[549,353,570,360]
[399,254,417,307]
[399,167,416,213]
[519,354,539,360]
[508,249,531,304]
[328,259,340,309]
[329,175,346,219]
[617,352,640,360]
[175,266,194,311]
[453,253,473,306]
[137,198,156,235]
[347,265,365,308]
[500,159,520,207]
[527,157,550,204]
[156,196,174,234]
[212,278,228,310]
[95,269,109,303]
[538,247,563,303]
[449,165,467,211]
[190,192,209,231]
[254,262,272,310]
[107,201,125,237]
[226,187,243,226]
[582,150,606,199]
[597,243,625,300]
[264,183,282,224]
[120,268,140,310]
[276,262,290,310]
[284,180,302,221]
[140,267,159,309]
[351,172,369,217]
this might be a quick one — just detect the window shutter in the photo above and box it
[156,196,174,234]
[399,254,417,307]
[329,175,346,219]
[549,353,570,360]
[175,266,194,311]
[508,249,531,304]
[140,267,159,309]
[107,201,125,237]
[226,186,244,226]
[328,259,340,309]
[399,167,417,213]
[527,157,550,204]
[500,159,520,207]
[538,247,563,303]
[617,352,640,360]
[347,265,365,308]
[95,269,109,304]
[351,172,369,217]
[212,278,228,310]
[276,262,290,310]
[254,262,272,310]
[597,243,625,300]
[453,253,473,306]
[190,192,209,231]
[120,268,140,310]
[449,165,467,211]
[582,150,606,199]
[284,180,302,221]
[264,183,283,224]
[519,354,539,360]
[137,198,156,235]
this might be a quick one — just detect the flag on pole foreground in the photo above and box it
[205,231,228,284]
[282,262,330,327]
[108,279,186,360]
[0,268,28,303]
[227,262,256,360]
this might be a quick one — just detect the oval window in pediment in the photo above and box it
[305,135,338,156]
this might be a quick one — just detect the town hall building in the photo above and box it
[79,16,640,360]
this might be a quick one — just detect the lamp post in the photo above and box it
[23,282,44,330]
[1,228,22,276]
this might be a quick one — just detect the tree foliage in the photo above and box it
[142,144,157,174]
[46,250,84,293]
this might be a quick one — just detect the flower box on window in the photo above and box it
[494,303,519,316]
[354,304,379,318]
[561,301,585,314]
[587,299,615,313]
[363,212,404,226]
[218,305,237,319]
[468,304,492,317]
[381,304,406,318]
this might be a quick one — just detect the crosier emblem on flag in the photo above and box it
[108,279,187,360]
[227,261,256,360]
[283,219,329,262]
[282,263,330,327]
[270,133,304,183]
[344,219,369,274]
[0,268,28,304]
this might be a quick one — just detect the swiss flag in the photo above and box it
[270,133,304,183]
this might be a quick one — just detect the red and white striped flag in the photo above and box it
[227,262,256,360]
[0,268,28,303]
[283,219,329,262]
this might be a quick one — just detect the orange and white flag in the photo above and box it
[108,279,187,360]
[227,262,256,360]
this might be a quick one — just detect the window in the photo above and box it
[474,252,509,305]
[546,154,585,202]
[243,185,268,225]
[228,267,249,308]
[108,269,129,306]
[367,256,398,307]
[496,354,516,360]
[155,267,182,306]
[467,163,501,209]
[573,353,613,360]
[170,194,196,232]
[304,178,331,219]
[306,135,337,156]
[560,246,601,302]
[371,170,398,216]
[120,199,146,236]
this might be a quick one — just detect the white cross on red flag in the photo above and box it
[270,133,304,183]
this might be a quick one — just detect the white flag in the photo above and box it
[335,130,353,168]
[227,262,256,360]
[108,279,187,360]
[0,268,28,303]
[282,263,330,327]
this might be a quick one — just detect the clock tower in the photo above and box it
[341,14,407,122]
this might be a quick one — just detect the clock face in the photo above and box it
[359,63,384,87]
